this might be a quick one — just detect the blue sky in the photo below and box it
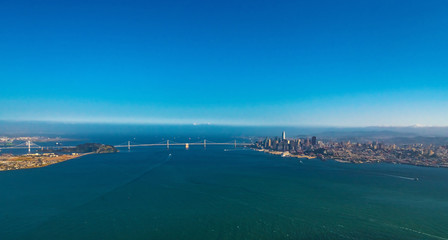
[1,0,447,126]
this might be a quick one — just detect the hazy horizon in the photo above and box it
[2,120,448,140]
[1,119,448,128]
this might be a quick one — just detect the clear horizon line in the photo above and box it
[1,119,447,128]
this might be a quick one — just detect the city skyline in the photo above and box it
[1,0,448,126]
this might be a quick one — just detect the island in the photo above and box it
[51,143,119,154]
[0,143,118,171]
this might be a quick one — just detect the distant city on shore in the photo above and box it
[252,131,448,168]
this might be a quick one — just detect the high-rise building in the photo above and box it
[311,136,317,145]
[282,131,286,140]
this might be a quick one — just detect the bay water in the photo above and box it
[1,145,448,239]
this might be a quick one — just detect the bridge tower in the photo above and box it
[204,139,206,149]
[167,140,170,149]
[185,143,189,150]
[128,141,131,151]
[234,140,236,148]
[27,141,31,153]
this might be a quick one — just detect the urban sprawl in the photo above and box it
[252,131,448,168]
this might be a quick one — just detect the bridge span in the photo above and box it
[0,139,252,152]
[116,139,251,150]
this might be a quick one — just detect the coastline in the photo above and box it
[253,148,317,160]
[0,152,92,171]
[251,148,448,168]
[252,148,448,169]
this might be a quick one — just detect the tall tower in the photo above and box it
[311,136,317,145]
[282,131,286,140]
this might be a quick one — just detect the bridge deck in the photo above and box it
[0,142,251,150]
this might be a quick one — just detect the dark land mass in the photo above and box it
[41,143,119,154]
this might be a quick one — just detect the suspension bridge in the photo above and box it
[113,139,251,150]
[0,139,252,152]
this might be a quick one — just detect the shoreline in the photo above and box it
[252,148,448,169]
[253,148,317,160]
[0,152,93,171]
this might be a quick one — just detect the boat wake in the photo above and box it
[398,226,448,240]
[382,173,419,181]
